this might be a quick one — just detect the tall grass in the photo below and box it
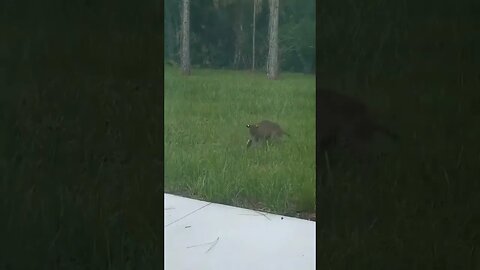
[164,67,316,215]
[1,74,163,268]
[317,65,480,268]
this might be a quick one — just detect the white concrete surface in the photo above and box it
[164,193,316,270]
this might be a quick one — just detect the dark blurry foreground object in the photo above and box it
[318,88,398,156]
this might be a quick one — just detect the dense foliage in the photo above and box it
[164,0,315,73]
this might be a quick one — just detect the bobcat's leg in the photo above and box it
[246,139,253,148]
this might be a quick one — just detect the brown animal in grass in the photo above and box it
[246,120,290,148]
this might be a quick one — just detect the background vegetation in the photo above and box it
[165,0,315,73]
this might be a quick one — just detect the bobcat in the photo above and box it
[246,120,290,148]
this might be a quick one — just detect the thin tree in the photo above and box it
[266,0,279,79]
[180,0,191,75]
[252,0,262,71]
[213,0,245,69]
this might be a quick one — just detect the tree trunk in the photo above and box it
[233,6,245,69]
[180,0,190,75]
[252,0,262,72]
[266,0,279,80]
[252,0,256,71]
[165,5,175,63]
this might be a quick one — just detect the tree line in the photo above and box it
[165,0,315,78]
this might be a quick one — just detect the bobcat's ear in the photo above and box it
[255,124,259,128]
[246,124,250,128]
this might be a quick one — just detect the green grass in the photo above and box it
[1,74,164,268]
[317,67,480,268]
[2,61,479,268]
[164,67,316,215]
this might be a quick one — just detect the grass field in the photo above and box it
[317,66,480,267]
[160,63,480,267]
[2,62,479,268]
[1,74,164,268]
[164,66,316,217]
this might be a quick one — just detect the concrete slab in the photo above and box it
[164,193,316,270]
